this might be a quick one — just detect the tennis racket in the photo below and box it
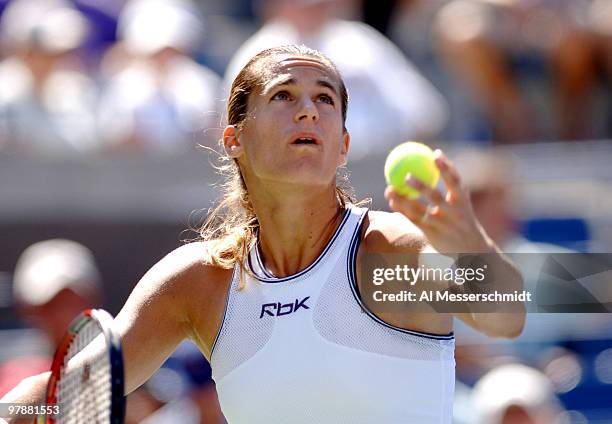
[38,309,125,424]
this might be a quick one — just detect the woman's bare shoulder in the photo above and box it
[144,241,234,293]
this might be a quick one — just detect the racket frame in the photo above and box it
[41,309,125,424]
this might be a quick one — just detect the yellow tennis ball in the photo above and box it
[384,141,440,199]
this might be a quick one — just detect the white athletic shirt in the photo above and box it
[210,205,455,423]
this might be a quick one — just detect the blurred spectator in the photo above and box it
[187,0,258,74]
[0,0,101,154]
[360,0,398,35]
[389,1,449,67]
[0,1,8,15]
[140,342,226,423]
[433,0,601,144]
[12,239,102,346]
[223,0,449,160]
[173,342,226,424]
[69,0,123,59]
[471,363,565,424]
[452,148,580,252]
[453,148,521,250]
[389,1,483,144]
[0,239,101,396]
[124,387,163,424]
[97,0,222,153]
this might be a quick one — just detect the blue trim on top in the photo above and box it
[255,242,276,278]
[247,206,352,283]
[346,211,455,341]
[210,266,238,360]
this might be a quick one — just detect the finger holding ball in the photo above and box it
[384,141,440,199]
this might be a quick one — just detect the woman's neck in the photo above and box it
[252,185,345,277]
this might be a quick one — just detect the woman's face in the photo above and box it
[225,56,349,192]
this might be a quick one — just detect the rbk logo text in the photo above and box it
[260,297,311,318]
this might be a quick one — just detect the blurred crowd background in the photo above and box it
[0,0,611,423]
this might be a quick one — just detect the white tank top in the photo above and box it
[210,205,455,423]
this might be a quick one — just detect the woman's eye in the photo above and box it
[318,94,334,105]
[272,91,290,101]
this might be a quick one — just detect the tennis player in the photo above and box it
[1,45,525,424]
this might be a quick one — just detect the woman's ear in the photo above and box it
[223,125,243,158]
[337,130,350,167]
